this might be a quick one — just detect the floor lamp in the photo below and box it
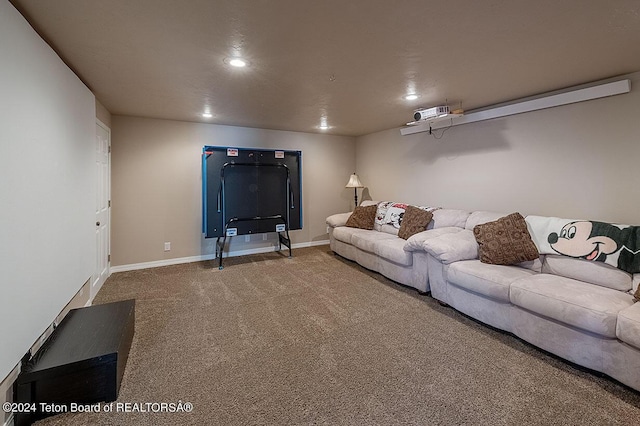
[345,173,364,209]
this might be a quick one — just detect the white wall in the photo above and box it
[110,116,356,267]
[356,72,640,225]
[0,0,95,381]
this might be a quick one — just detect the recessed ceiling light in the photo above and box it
[224,57,248,68]
[404,94,419,101]
[318,116,330,130]
[202,112,213,118]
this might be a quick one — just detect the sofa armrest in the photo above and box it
[403,227,463,252]
[326,212,352,228]
[422,229,479,264]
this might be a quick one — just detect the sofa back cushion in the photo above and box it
[542,254,632,291]
[517,257,544,273]
[465,211,509,230]
[380,224,400,236]
[429,209,470,230]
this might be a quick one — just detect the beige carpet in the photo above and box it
[36,246,640,425]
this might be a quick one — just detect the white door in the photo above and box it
[93,120,111,300]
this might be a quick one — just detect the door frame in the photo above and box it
[92,118,111,302]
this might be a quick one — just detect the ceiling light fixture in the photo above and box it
[318,117,330,131]
[404,94,418,101]
[202,112,213,118]
[224,57,248,68]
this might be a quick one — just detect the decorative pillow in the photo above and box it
[417,206,441,230]
[418,206,441,214]
[634,286,640,301]
[473,212,539,265]
[375,202,440,229]
[345,205,377,230]
[375,202,406,228]
[398,206,434,240]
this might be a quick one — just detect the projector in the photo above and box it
[413,106,450,121]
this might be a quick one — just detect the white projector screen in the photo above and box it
[0,1,96,381]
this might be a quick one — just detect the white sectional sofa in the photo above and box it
[327,204,640,392]
[326,201,469,293]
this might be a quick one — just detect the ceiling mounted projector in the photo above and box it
[413,106,450,121]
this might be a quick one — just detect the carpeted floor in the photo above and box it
[36,246,640,425]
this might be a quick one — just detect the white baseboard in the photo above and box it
[110,240,329,273]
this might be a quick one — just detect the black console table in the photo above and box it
[15,299,135,425]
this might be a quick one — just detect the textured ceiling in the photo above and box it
[10,0,640,136]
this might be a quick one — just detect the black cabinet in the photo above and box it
[15,299,135,425]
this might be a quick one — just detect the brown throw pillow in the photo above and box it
[398,206,433,240]
[473,212,539,265]
[634,286,640,301]
[345,205,377,230]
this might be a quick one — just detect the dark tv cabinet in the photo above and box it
[15,299,135,426]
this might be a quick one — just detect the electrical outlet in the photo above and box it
[263,234,268,241]
[245,235,251,242]
[164,242,171,251]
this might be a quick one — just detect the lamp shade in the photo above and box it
[345,173,364,188]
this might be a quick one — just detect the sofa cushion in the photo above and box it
[510,274,635,337]
[448,260,537,302]
[374,238,413,266]
[398,206,433,240]
[380,224,400,236]
[332,226,372,245]
[345,205,376,230]
[516,257,544,273]
[350,231,397,254]
[465,211,508,230]
[473,212,539,266]
[404,227,463,252]
[423,229,479,264]
[542,255,632,292]
[429,209,470,230]
[617,303,640,350]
